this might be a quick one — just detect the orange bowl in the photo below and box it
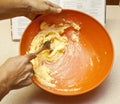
[20,9,114,96]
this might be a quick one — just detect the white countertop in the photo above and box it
[0,6,120,104]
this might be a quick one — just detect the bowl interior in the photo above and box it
[20,10,114,96]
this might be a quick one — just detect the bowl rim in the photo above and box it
[19,9,114,96]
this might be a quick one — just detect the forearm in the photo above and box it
[0,0,28,20]
[0,67,10,101]
[0,81,9,101]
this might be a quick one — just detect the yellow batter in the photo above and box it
[29,21,80,88]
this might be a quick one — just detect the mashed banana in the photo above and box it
[29,21,80,88]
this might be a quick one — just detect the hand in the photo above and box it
[0,0,62,20]
[0,53,36,90]
[25,0,62,20]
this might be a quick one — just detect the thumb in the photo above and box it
[25,53,37,61]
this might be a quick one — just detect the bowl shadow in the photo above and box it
[28,77,110,104]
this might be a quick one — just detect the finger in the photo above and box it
[48,6,62,13]
[26,12,39,20]
[15,72,33,84]
[25,63,34,72]
[29,73,34,78]
[27,14,42,21]
[25,53,37,61]
[20,73,33,86]
[45,0,62,13]
[14,78,33,89]
[23,72,34,79]
[23,78,33,86]
[45,0,61,8]
[12,72,34,89]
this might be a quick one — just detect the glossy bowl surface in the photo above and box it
[20,9,114,96]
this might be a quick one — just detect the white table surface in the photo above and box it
[0,6,120,104]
